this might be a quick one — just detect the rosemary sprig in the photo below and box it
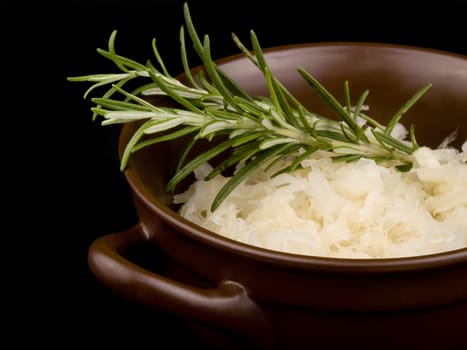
[67,2,431,212]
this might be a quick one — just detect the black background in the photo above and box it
[13,0,466,348]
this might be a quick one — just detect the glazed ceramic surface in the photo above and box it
[88,42,467,349]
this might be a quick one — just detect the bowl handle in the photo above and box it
[87,224,272,348]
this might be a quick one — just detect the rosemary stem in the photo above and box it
[67,1,432,210]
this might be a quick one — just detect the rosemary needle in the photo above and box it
[67,2,431,212]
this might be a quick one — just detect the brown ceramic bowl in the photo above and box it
[88,42,467,349]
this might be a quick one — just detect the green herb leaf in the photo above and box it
[68,1,431,211]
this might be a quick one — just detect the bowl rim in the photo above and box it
[213,40,467,63]
[120,40,467,272]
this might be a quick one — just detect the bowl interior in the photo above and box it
[120,42,467,216]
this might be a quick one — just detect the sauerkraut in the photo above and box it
[174,139,467,259]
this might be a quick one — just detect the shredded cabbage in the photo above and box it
[174,142,467,259]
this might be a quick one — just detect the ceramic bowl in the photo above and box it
[88,42,467,349]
